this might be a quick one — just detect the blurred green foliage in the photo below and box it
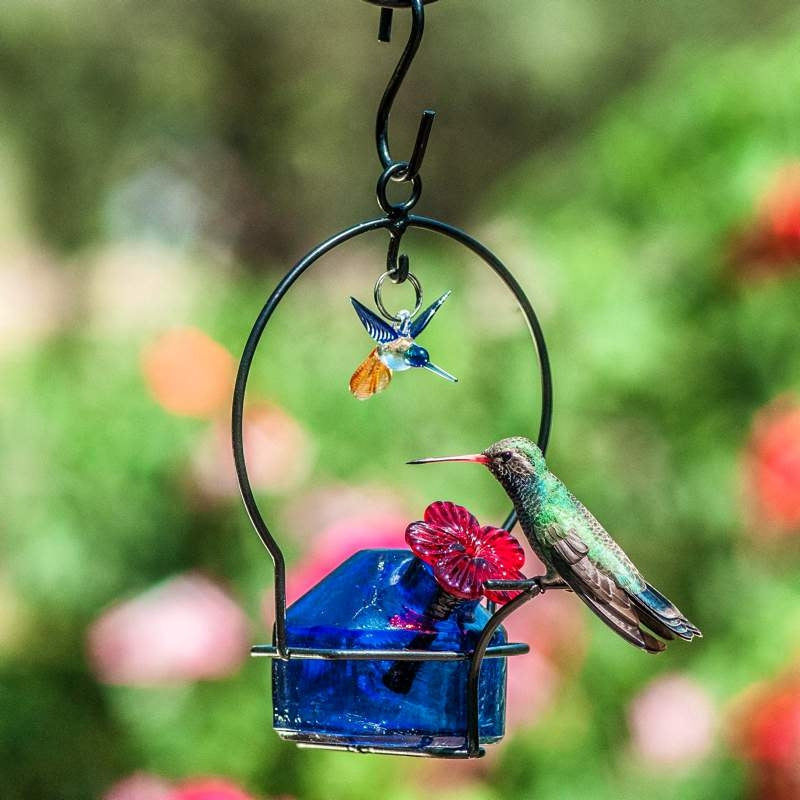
[2,2,800,799]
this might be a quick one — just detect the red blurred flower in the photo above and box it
[731,164,800,278]
[88,573,249,686]
[142,327,235,418]
[628,674,716,769]
[744,396,800,534]
[735,679,800,766]
[167,779,257,800]
[731,671,800,800]
[406,501,526,604]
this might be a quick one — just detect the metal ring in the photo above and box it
[377,162,422,214]
[374,270,422,321]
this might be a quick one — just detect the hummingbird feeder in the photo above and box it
[232,0,554,759]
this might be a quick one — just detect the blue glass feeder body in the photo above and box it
[272,549,508,751]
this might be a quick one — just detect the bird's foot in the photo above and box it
[533,574,569,593]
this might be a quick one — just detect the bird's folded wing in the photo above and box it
[550,528,665,653]
[567,492,701,642]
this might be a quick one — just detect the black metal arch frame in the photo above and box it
[232,0,554,759]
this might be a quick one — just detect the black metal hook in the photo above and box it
[362,1,440,43]
[386,223,410,283]
[365,0,436,182]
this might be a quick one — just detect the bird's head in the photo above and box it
[408,436,546,494]
[404,343,430,367]
[404,343,458,383]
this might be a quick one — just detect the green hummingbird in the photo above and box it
[409,436,701,653]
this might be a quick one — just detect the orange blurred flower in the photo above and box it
[142,327,235,418]
[744,396,800,535]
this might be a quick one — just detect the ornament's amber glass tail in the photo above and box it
[349,349,392,399]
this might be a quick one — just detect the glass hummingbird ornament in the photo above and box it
[348,291,457,399]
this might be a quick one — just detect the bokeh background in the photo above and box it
[3,1,800,798]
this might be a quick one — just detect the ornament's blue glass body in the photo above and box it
[272,549,507,751]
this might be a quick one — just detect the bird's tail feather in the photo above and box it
[632,583,702,641]
[554,566,666,653]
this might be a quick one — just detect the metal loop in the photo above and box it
[377,162,422,214]
[386,218,410,282]
[374,269,422,321]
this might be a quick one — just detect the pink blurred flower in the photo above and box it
[190,402,313,501]
[0,246,72,355]
[731,164,800,278]
[286,512,406,602]
[167,779,258,800]
[406,501,526,603]
[86,243,204,334]
[142,327,235,418]
[262,509,407,625]
[502,566,587,732]
[0,570,30,656]
[410,748,493,792]
[504,647,561,733]
[744,396,800,535]
[88,573,249,686]
[280,484,409,543]
[628,673,716,769]
[104,773,173,800]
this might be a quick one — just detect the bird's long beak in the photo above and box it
[407,453,490,465]
[423,362,458,383]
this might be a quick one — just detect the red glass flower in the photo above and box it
[405,501,526,604]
